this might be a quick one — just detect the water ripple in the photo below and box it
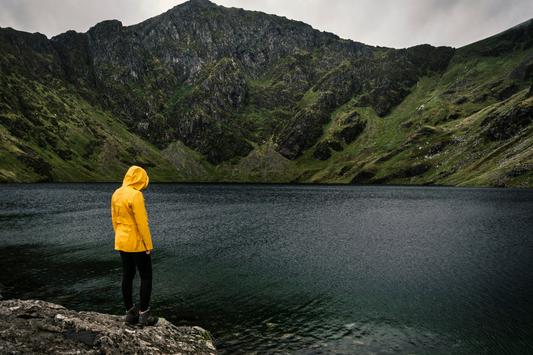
[1,184,533,354]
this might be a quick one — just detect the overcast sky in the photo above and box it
[1,0,532,48]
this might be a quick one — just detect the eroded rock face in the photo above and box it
[0,299,217,355]
[313,141,333,161]
[481,101,533,141]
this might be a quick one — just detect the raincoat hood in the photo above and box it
[122,166,149,191]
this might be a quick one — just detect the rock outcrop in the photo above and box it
[0,299,217,355]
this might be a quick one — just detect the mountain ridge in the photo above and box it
[1,0,532,186]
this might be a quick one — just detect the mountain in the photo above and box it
[1,0,532,187]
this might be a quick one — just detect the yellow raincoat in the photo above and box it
[111,166,153,252]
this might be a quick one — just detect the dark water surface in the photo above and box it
[1,183,533,354]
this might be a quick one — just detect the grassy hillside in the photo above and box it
[0,63,214,183]
[215,27,533,187]
[1,6,532,187]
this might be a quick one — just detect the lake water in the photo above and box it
[1,183,533,354]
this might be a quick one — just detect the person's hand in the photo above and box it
[146,249,152,255]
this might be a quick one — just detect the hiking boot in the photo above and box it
[125,305,139,326]
[139,308,158,327]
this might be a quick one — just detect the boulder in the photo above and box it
[394,163,432,178]
[0,299,217,355]
[313,139,343,161]
[313,141,332,161]
[349,168,377,184]
[454,96,468,105]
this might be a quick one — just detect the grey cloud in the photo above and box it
[0,0,153,37]
[0,0,531,48]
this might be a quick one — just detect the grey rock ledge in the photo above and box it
[0,299,217,355]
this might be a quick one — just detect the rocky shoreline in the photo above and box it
[0,297,217,354]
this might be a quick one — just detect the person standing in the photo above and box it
[111,165,158,327]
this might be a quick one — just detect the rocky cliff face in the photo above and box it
[47,0,373,164]
[0,0,369,179]
[1,0,533,187]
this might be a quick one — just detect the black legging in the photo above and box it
[119,251,152,312]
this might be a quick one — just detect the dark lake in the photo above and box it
[1,183,533,354]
